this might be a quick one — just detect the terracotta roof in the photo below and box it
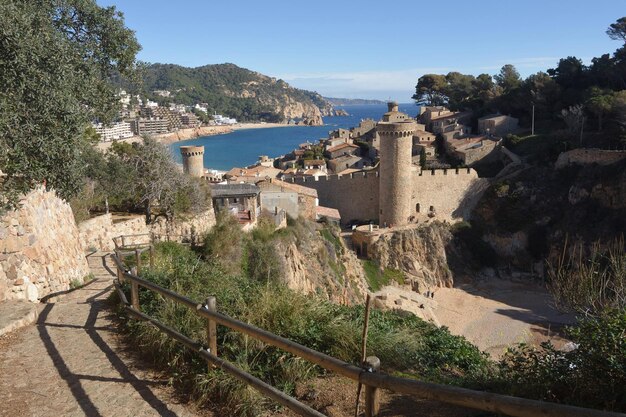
[430,111,472,121]
[304,159,326,166]
[316,206,341,220]
[258,178,318,198]
[326,142,359,153]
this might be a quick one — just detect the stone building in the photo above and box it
[444,135,501,166]
[210,184,261,226]
[478,114,519,136]
[180,146,205,177]
[282,102,486,227]
[256,178,318,220]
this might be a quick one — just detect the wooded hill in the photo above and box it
[136,63,332,122]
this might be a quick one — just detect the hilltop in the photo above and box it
[324,97,387,105]
[138,63,333,123]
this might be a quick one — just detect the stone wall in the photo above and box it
[0,188,90,302]
[79,209,217,252]
[555,148,626,169]
[290,171,380,224]
[411,168,487,221]
[288,167,485,225]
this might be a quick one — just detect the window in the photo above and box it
[416,203,420,213]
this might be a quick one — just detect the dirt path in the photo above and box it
[0,253,206,417]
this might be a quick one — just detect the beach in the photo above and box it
[95,122,294,151]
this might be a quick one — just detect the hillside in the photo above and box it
[324,97,387,105]
[140,63,334,123]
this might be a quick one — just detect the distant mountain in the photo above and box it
[324,97,387,106]
[137,63,334,123]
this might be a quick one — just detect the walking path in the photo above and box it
[0,252,205,417]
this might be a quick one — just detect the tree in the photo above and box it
[413,74,448,106]
[494,64,521,93]
[444,72,475,110]
[607,17,626,43]
[560,105,585,142]
[586,87,614,131]
[0,0,140,210]
[419,148,427,168]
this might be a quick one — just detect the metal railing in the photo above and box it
[110,252,625,417]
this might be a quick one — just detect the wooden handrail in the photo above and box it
[110,253,626,417]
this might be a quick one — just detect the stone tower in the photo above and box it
[180,145,205,178]
[378,102,416,227]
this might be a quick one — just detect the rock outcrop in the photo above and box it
[368,223,454,291]
[274,223,367,304]
[0,188,90,302]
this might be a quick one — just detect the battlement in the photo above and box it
[179,146,205,157]
[288,171,380,184]
[377,120,416,137]
[417,167,475,177]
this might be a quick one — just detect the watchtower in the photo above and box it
[180,145,205,178]
[378,104,416,227]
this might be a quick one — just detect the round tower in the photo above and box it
[180,145,205,178]
[377,119,416,227]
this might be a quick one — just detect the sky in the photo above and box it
[97,0,625,101]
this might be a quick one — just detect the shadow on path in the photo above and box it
[37,253,180,417]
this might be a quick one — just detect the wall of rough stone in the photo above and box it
[79,209,216,252]
[288,167,485,225]
[555,148,626,169]
[290,171,380,224]
[411,168,486,221]
[0,188,90,302]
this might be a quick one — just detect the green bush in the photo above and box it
[496,309,626,412]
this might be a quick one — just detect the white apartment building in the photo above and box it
[93,121,134,142]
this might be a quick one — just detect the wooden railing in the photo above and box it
[110,252,625,417]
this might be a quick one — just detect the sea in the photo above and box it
[169,103,418,171]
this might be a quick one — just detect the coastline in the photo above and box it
[95,122,296,151]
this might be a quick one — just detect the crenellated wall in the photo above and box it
[290,171,380,223]
[555,148,626,169]
[0,188,90,302]
[288,167,484,225]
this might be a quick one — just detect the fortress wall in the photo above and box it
[291,172,379,223]
[555,148,626,169]
[411,168,484,221]
[0,188,90,302]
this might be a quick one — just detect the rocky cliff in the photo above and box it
[140,63,333,124]
[368,223,454,291]
[273,222,368,304]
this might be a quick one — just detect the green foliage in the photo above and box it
[118,241,490,416]
[361,260,405,291]
[0,0,140,209]
[548,237,626,315]
[126,63,330,122]
[497,309,626,412]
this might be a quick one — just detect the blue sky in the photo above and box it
[98,0,625,100]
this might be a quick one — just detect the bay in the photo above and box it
[169,103,417,171]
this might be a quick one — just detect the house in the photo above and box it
[303,159,327,172]
[413,132,436,158]
[326,142,360,159]
[316,206,341,225]
[223,165,282,183]
[327,155,368,173]
[256,178,319,220]
[443,135,501,165]
[478,114,519,136]
[429,111,472,134]
[210,183,261,227]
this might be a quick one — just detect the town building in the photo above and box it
[128,117,169,136]
[478,114,519,136]
[325,142,360,159]
[444,135,501,165]
[256,178,319,220]
[210,183,261,228]
[92,121,134,142]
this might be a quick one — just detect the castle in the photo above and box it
[286,102,486,227]
[180,103,487,228]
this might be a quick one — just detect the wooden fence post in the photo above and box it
[205,296,218,357]
[364,356,380,417]
[135,248,142,276]
[131,281,140,311]
[149,245,155,268]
